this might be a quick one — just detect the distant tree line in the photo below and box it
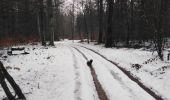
[0,0,38,41]
[75,0,170,60]
[0,0,66,46]
[0,0,170,60]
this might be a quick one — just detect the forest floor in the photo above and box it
[0,40,170,100]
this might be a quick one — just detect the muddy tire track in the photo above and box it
[78,47,141,99]
[72,47,108,100]
[79,45,164,100]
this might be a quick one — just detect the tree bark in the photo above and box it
[155,0,169,61]
[98,0,103,44]
[105,0,114,47]
[126,0,134,47]
[39,0,46,46]
[47,0,55,46]
[84,13,89,44]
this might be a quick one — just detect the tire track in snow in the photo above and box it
[78,45,164,100]
[78,48,143,100]
[78,46,140,100]
[70,48,82,100]
[72,47,108,100]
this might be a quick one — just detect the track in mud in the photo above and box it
[78,45,164,100]
[72,47,108,100]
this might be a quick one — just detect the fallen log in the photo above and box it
[0,71,15,100]
[0,61,26,100]
[168,52,170,60]
[11,47,25,51]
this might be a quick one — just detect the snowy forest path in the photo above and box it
[69,44,158,100]
[72,46,139,99]
[75,45,164,100]
[71,46,109,100]
[69,48,82,100]
[0,42,165,100]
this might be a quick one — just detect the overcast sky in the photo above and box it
[62,0,82,14]
[66,0,73,2]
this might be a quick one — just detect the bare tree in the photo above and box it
[72,0,75,42]
[105,0,114,47]
[47,0,55,46]
[142,0,169,60]
[154,0,169,60]
[38,0,46,46]
[98,0,103,44]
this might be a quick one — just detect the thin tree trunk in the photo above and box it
[72,0,75,42]
[37,11,41,42]
[78,19,82,41]
[90,11,94,41]
[84,13,89,44]
[98,0,103,44]
[39,0,46,46]
[126,0,134,47]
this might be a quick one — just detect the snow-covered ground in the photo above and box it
[0,40,170,100]
[0,43,99,100]
[76,41,170,100]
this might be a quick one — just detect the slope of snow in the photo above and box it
[76,41,170,100]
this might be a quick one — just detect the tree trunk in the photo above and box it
[72,0,75,42]
[83,13,89,44]
[105,0,114,47]
[89,0,94,41]
[39,0,46,46]
[155,0,169,61]
[98,0,103,44]
[47,0,55,46]
[78,18,82,41]
[126,0,134,47]
[37,11,41,42]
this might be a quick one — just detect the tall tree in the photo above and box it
[126,0,134,46]
[72,0,75,42]
[47,0,55,46]
[142,0,169,60]
[105,0,114,47]
[98,0,103,44]
[38,0,46,46]
[154,0,169,60]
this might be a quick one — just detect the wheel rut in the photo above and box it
[78,45,164,100]
[70,48,82,100]
[72,47,108,100]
